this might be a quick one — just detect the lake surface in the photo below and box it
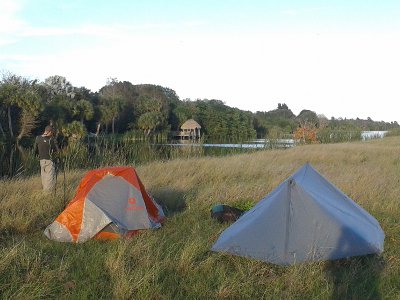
[166,139,295,149]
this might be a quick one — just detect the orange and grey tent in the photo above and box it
[44,166,165,243]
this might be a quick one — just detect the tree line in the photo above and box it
[1,72,399,145]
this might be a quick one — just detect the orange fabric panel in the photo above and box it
[54,167,126,242]
[93,229,141,240]
[55,198,85,242]
[93,231,120,240]
[54,166,164,242]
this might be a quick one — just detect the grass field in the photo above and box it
[1,137,399,299]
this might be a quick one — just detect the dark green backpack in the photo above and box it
[211,204,244,223]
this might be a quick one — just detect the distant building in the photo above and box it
[361,131,388,140]
[173,119,201,140]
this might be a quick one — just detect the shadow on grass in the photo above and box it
[0,227,21,245]
[325,254,385,299]
[150,187,187,217]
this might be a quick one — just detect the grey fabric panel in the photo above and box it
[294,184,384,258]
[294,164,381,229]
[87,175,152,230]
[44,221,74,242]
[77,199,113,243]
[285,183,345,263]
[212,163,385,265]
[100,223,119,233]
[294,164,384,253]
[212,183,289,264]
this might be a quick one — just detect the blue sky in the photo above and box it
[1,0,400,122]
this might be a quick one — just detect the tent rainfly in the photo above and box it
[44,166,165,243]
[212,163,384,265]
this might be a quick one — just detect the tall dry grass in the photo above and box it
[0,137,399,299]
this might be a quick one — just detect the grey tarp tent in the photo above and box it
[212,163,384,265]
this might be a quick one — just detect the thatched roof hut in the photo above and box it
[175,119,201,140]
[181,119,201,130]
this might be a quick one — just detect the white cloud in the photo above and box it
[0,0,27,45]
[1,5,399,122]
[0,0,25,32]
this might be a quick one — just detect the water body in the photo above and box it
[166,139,295,149]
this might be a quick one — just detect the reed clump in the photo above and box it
[0,137,399,299]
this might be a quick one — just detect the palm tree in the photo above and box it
[99,79,127,135]
[98,104,113,134]
[16,88,42,141]
[138,111,163,137]
[73,99,94,124]
[0,73,43,141]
